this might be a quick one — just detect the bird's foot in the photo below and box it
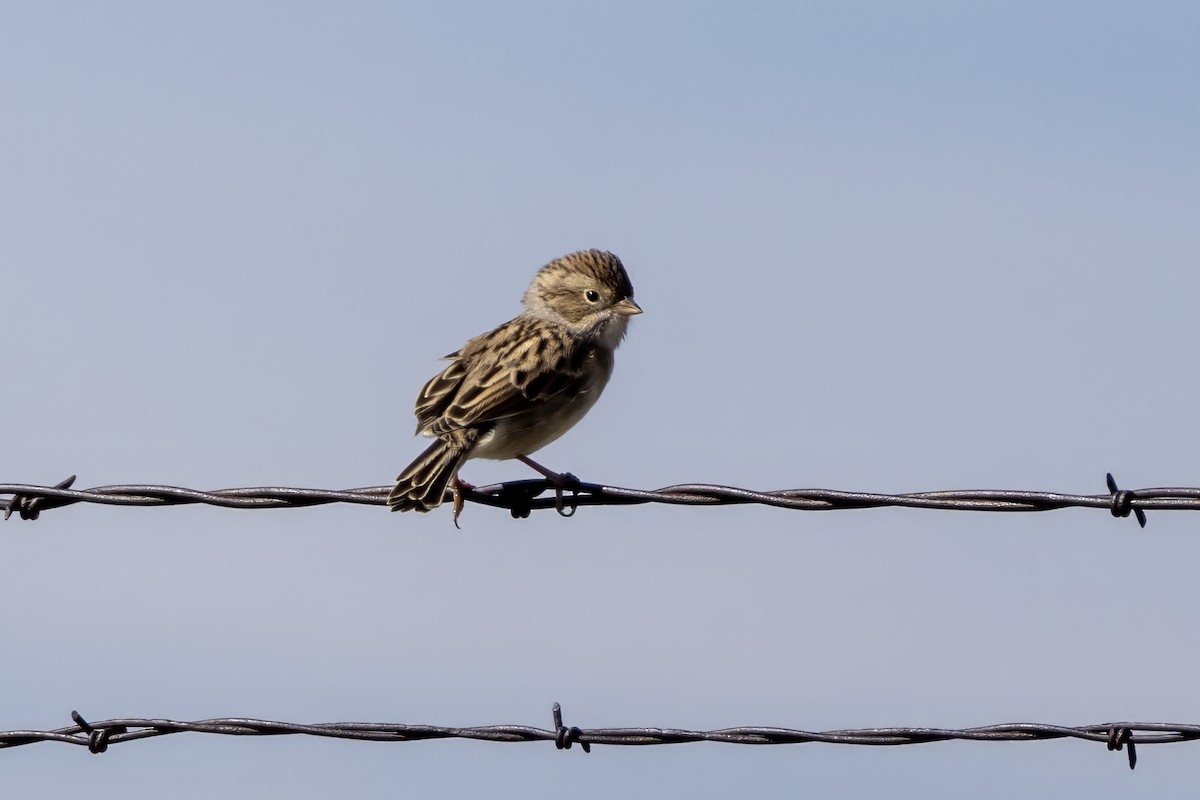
[451,477,474,529]
[515,455,580,516]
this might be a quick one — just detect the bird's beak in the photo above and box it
[614,298,643,316]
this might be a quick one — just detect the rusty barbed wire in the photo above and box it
[4,704,1195,768]
[0,472,1181,524]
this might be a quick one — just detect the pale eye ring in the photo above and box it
[585,290,601,303]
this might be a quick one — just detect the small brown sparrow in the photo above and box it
[387,249,641,520]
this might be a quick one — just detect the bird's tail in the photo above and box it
[387,437,472,512]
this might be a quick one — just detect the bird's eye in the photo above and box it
[585,290,601,303]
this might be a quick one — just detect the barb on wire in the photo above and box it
[3,705,1195,769]
[2,472,1192,524]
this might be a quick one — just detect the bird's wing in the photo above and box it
[414,317,587,436]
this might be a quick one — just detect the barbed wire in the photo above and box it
[4,704,1193,769]
[0,472,1177,525]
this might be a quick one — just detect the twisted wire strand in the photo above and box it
[4,707,1194,768]
[0,473,1180,523]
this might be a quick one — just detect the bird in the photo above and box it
[387,249,641,522]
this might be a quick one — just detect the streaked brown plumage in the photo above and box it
[387,249,641,516]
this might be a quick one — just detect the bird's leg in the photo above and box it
[451,473,474,529]
[515,455,579,515]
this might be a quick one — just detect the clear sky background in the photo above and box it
[3,2,1199,796]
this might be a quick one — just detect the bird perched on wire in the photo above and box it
[387,249,642,523]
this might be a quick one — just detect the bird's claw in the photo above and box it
[551,472,580,517]
[451,478,474,528]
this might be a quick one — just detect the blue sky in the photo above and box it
[3,2,1199,796]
